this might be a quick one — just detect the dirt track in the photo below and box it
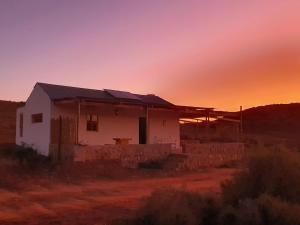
[0,168,235,225]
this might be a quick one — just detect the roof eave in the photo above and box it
[52,97,176,109]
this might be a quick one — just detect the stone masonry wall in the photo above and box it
[73,143,245,170]
[73,144,172,168]
[178,143,245,170]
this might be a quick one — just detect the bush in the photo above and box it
[0,145,50,170]
[219,195,300,225]
[113,148,300,225]
[113,190,300,225]
[138,160,163,169]
[117,189,220,225]
[222,149,300,205]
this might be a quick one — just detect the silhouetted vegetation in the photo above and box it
[113,149,300,225]
[0,145,50,169]
[222,149,300,205]
[138,160,164,169]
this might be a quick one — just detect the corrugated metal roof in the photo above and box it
[37,82,174,108]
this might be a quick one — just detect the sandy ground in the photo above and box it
[0,168,235,225]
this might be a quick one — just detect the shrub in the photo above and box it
[0,145,50,170]
[113,148,300,225]
[113,190,300,225]
[112,189,220,225]
[222,149,300,205]
[138,160,163,169]
[219,195,300,225]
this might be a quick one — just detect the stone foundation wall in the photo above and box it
[178,143,245,170]
[183,142,244,154]
[73,144,173,168]
[63,142,244,170]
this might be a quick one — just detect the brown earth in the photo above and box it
[0,167,235,225]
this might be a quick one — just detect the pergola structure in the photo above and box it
[177,105,243,134]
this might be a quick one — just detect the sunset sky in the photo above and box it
[1,0,300,110]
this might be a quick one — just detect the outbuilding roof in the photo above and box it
[37,82,174,108]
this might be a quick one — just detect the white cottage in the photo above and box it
[16,83,181,156]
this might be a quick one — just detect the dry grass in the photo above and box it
[0,161,235,225]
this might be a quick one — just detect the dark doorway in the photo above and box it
[139,117,147,144]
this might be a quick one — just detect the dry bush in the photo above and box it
[113,148,300,225]
[112,189,220,225]
[113,189,300,225]
[0,146,153,190]
[0,145,50,190]
[219,195,300,225]
[0,158,21,189]
[222,149,300,205]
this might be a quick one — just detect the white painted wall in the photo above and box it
[16,84,180,156]
[148,109,180,148]
[15,85,52,156]
[79,104,144,145]
[52,103,180,147]
[53,103,144,145]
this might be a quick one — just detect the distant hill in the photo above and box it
[0,100,25,145]
[242,103,300,139]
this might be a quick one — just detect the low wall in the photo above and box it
[179,143,245,170]
[183,142,244,154]
[74,144,173,168]
[52,142,245,170]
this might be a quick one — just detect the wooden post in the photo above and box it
[208,111,210,124]
[197,119,200,140]
[205,110,209,138]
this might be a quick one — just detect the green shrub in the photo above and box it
[222,149,300,205]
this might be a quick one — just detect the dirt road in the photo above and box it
[0,168,235,225]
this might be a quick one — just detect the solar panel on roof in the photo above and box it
[104,89,142,100]
[37,83,174,107]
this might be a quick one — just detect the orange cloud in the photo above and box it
[161,44,300,111]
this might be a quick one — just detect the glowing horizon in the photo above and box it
[1,0,300,111]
